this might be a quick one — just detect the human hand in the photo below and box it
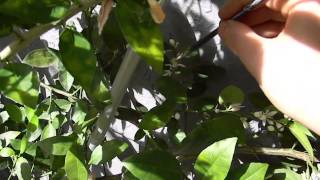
[218,0,320,134]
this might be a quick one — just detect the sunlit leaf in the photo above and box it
[195,137,237,180]
[0,63,39,108]
[23,48,59,68]
[0,147,15,157]
[65,145,88,180]
[58,62,74,91]
[20,135,28,154]
[15,157,32,180]
[89,140,128,165]
[38,135,75,156]
[115,0,164,73]
[273,168,302,180]
[25,107,39,132]
[54,99,72,112]
[40,123,56,140]
[228,163,269,180]
[123,150,183,180]
[0,131,21,146]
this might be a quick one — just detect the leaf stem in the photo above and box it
[0,0,101,61]
[40,82,78,100]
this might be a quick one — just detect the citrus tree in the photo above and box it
[0,0,319,179]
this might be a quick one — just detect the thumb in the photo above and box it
[219,20,267,80]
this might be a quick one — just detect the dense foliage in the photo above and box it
[0,0,319,179]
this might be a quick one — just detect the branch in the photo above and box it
[40,82,78,100]
[178,147,319,163]
[0,0,101,61]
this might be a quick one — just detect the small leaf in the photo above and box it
[38,136,75,156]
[15,157,32,180]
[273,168,302,180]
[0,147,15,157]
[123,150,183,180]
[5,104,25,123]
[0,131,21,146]
[134,129,146,141]
[115,0,164,73]
[289,121,314,159]
[65,145,88,180]
[98,0,113,34]
[23,48,59,68]
[25,107,39,132]
[89,140,128,165]
[219,85,245,105]
[58,63,74,91]
[40,123,56,140]
[54,99,72,112]
[195,137,238,180]
[140,100,176,130]
[20,135,28,154]
[0,63,39,108]
[228,163,269,180]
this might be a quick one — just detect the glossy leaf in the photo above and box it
[40,123,56,140]
[15,157,32,180]
[123,150,183,180]
[0,63,39,108]
[65,145,88,180]
[219,85,245,105]
[89,140,128,165]
[23,48,59,68]
[59,29,110,104]
[5,104,25,123]
[38,136,74,156]
[289,121,314,159]
[195,137,237,180]
[227,163,269,180]
[140,100,176,130]
[0,147,15,157]
[115,0,164,73]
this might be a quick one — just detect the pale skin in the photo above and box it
[218,0,320,135]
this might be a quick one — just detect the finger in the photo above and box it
[219,20,267,80]
[219,0,252,20]
[238,7,285,26]
[252,21,284,38]
[265,0,311,16]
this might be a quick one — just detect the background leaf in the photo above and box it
[0,147,15,157]
[5,104,25,123]
[23,48,59,68]
[219,85,245,105]
[195,137,238,180]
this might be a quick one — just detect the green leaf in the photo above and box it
[115,0,164,73]
[15,157,32,180]
[288,121,314,159]
[123,150,183,180]
[180,114,245,154]
[134,129,146,141]
[38,136,75,156]
[25,107,39,132]
[0,63,39,108]
[273,168,301,180]
[140,100,176,130]
[156,77,187,104]
[219,85,245,105]
[0,131,21,146]
[23,48,59,68]
[20,135,28,154]
[227,163,269,180]
[54,99,72,112]
[40,123,56,140]
[0,147,15,157]
[65,145,88,180]
[72,101,88,123]
[58,63,74,91]
[59,29,110,104]
[5,104,25,123]
[89,140,128,165]
[195,137,237,180]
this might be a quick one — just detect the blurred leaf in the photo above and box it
[89,140,128,165]
[0,131,20,146]
[0,147,15,157]
[15,157,32,180]
[65,145,88,180]
[5,104,25,123]
[140,100,175,130]
[219,85,245,105]
[40,123,56,140]
[273,168,301,180]
[123,150,182,180]
[23,48,59,68]
[248,92,271,109]
[180,114,245,154]
[115,0,164,73]
[227,163,269,180]
[0,0,70,24]
[0,63,39,108]
[59,29,111,104]
[195,137,237,180]
[156,77,187,104]
[289,121,314,159]
[20,135,28,154]
[38,136,75,156]
[54,99,72,112]
[102,12,126,50]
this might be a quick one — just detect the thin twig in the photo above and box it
[178,147,319,163]
[0,0,101,61]
[40,82,78,100]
